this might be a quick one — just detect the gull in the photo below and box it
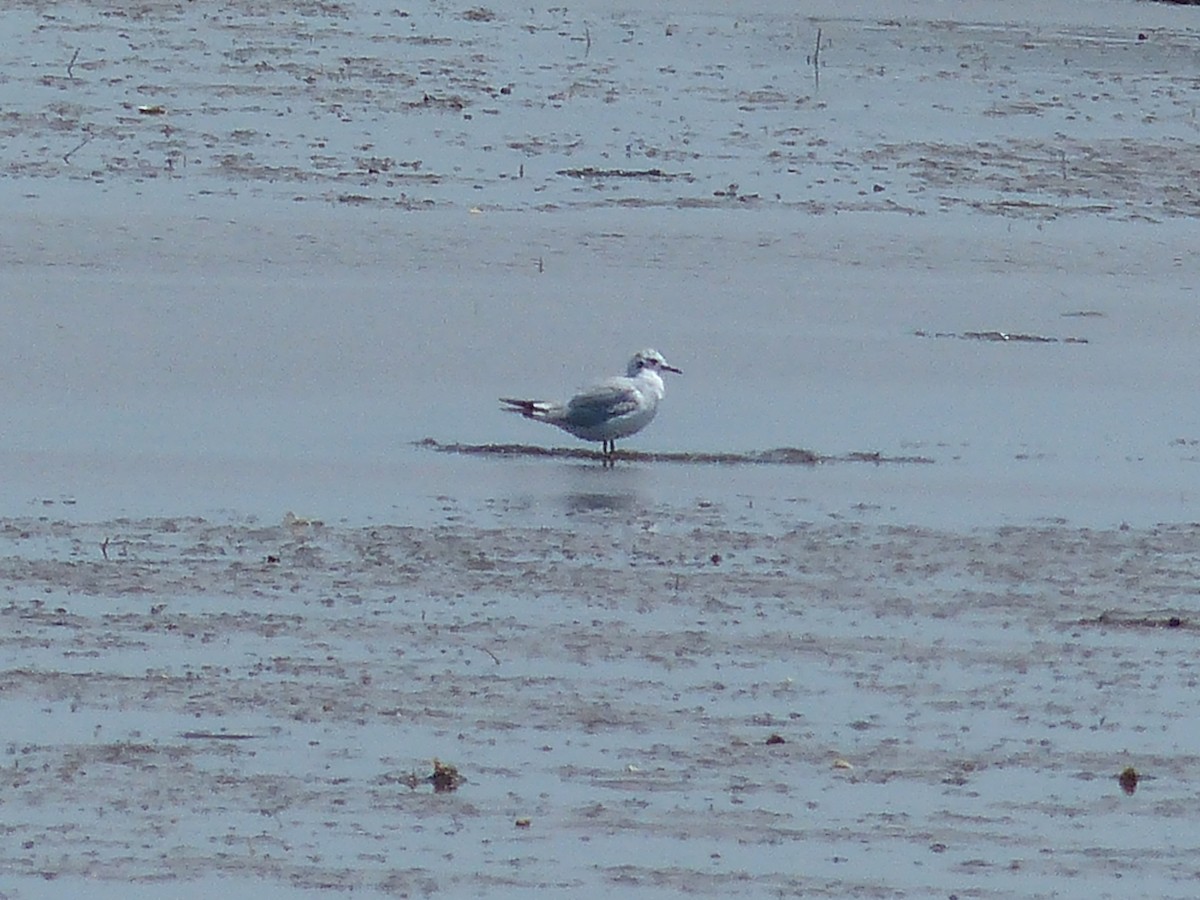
[501,348,682,463]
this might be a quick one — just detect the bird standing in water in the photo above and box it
[501,348,682,464]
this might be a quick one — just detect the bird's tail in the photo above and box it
[500,397,547,419]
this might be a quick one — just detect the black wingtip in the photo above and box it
[499,398,539,418]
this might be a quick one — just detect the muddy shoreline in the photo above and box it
[2,513,1197,897]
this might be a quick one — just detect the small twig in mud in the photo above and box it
[63,134,92,164]
[809,27,822,86]
[67,48,80,80]
[584,24,591,55]
[479,645,501,665]
[100,537,109,560]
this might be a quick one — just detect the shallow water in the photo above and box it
[3,0,1200,897]
[6,203,1199,528]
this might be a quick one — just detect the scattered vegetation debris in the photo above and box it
[1119,766,1139,795]
[710,553,722,566]
[265,554,281,564]
[283,511,324,531]
[426,93,463,109]
[557,166,683,180]
[137,104,166,115]
[430,758,465,793]
[181,731,259,741]
[392,759,465,792]
[843,451,898,464]
[914,330,1088,344]
[410,93,466,111]
[832,758,853,770]
[765,733,786,745]
[461,6,495,21]
[1088,611,1187,629]
[515,817,532,828]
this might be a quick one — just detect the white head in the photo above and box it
[627,348,682,378]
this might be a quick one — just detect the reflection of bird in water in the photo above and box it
[501,349,681,464]
[565,491,638,514]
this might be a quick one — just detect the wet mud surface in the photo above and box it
[2,512,1199,898]
[4,0,1200,219]
[418,439,935,467]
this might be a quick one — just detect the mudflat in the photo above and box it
[3,512,1198,898]
[2,1,1199,897]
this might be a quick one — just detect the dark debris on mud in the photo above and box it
[387,759,466,793]
[914,330,1089,344]
[415,438,934,465]
[1088,610,1190,630]
[557,166,687,180]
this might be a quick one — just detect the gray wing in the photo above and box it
[562,382,640,428]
